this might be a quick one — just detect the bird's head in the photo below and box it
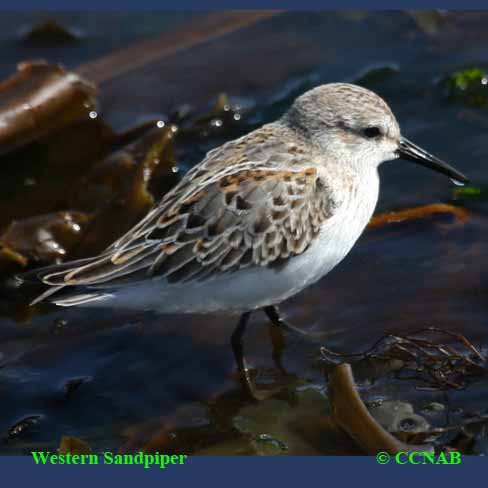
[284,82,468,185]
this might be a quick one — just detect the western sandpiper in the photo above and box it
[30,83,468,397]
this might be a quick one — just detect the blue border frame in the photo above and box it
[1,1,488,11]
[1,2,487,485]
[0,455,484,486]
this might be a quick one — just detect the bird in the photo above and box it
[28,83,468,397]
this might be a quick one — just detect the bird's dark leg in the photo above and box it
[231,312,255,398]
[232,307,306,400]
[264,305,312,373]
[264,305,309,337]
[264,307,287,374]
[264,305,285,328]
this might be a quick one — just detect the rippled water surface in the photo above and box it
[0,11,487,455]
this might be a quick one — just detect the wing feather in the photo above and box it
[35,166,338,289]
[33,127,341,296]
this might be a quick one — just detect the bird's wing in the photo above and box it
[37,159,339,288]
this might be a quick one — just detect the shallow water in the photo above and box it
[1,11,487,455]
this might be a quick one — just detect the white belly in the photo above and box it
[90,170,380,314]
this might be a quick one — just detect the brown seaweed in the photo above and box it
[328,363,434,455]
[70,124,180,256]
[369,203,469,229]
[59,436,92,454]
[0,61,97,156]
[76,12,282,85]
[322,327,487,391]
[0,211,91,274]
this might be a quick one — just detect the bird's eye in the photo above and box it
[362,126,382,139]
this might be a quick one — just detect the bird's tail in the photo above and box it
[29,284,66,306]
[21,241,162,307]
[19,255,114,307]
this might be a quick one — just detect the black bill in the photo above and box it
[398,137,469,185]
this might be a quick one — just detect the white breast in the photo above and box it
[282,167,380,290]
